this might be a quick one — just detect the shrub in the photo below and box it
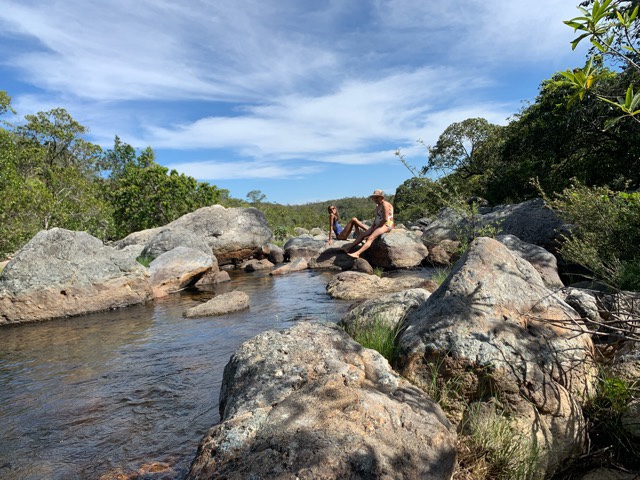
[546,183,640,291]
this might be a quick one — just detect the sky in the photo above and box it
[0,0,589,205]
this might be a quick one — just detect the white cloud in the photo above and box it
[164,159,323,180]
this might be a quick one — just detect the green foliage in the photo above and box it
[135,255,154,267]
[561,0,640,125]
[576,370,640,471]
[545,183,640,290]
[102,138,223,239]
[0,92,228,256]
[342,314,402,363]
[421,118,501,179]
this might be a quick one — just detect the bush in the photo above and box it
[546,184,640,291]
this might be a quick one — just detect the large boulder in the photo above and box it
[116,206,272,266]
[327,271,437,301]
[363,228,429,269]
[168,206,272,265]
[140,227,213,261]
[419,198,569,253]
[187,322,456,479]
[0,228,151,325]
[148,247,214,298]
[396,237,598,477]
[308,246,355,271]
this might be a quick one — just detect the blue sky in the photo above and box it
[0,1,588,205]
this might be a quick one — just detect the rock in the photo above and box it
[118,244,146,263]
[243,259,274,272]
[309,227,324,236]
[168,206,272,265]
[0,228,151,325]
[113,226,163,249]
[195,270,231,286]
[266,243,284,264]
[363,228,429,269]
[148,246,214,298]
[140,227,213,261]
[426,240,461,267]
[561,287,602,325]
[497,234,563,289]
[187,322,456,479]
[270,258,308,276]
[339,288,431,332]
[396,237,598,477]
[420,207,468,246]
[307,244,354,271]
[283,237,327,261]
[579,469,640,480]
[326,271,437,301]
[352,257,374,274]
[418,198,569,253]
[184,291,249,317]
[483,198,568,252]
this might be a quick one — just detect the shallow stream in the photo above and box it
[0,269,358,479]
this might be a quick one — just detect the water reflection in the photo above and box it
[0,269,352,479]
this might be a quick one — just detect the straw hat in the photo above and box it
[369,189,385,199]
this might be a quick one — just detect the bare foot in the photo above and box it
[347,252,359,259]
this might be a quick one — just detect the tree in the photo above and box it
[421,118,501,179]
[246,190,267,205]
[103,138,224,238]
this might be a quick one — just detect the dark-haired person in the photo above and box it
[326,205,368,245]
[342,189,394,258]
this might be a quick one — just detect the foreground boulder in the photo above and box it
[327,271,436,301]
[187,322,456,479]
[0,228,151,325]
[397,237,597,477]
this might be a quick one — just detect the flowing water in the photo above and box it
[0,269,359,480]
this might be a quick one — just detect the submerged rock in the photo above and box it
[184,291,250,318]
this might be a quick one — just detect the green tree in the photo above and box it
[422,118,501,179]
[246,189,267,205]
[103,139,223,238]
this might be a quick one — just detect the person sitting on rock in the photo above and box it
[326,205,368,245]
[342,189,394,258]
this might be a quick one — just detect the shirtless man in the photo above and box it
[343,189,394,259]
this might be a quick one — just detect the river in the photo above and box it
[0,269,356,479]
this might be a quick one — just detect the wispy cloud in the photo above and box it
[0,0,588,201]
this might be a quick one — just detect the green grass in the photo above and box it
[430,266,452,286]
[343,313,401,363]
[135,255,154,267]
